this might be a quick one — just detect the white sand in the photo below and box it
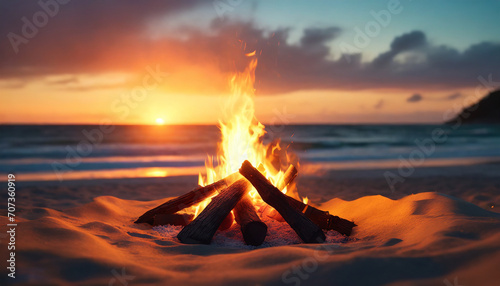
[3,189,500,285]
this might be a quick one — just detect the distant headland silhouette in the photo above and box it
[446,89,500,124]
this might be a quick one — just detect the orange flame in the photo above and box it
[302,196,309,205]
[245,51,256,57]
[189,55,298,217]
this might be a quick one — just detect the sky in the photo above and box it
[1,0,499,125]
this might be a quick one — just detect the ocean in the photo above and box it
[1,124,499,182]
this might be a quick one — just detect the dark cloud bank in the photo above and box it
[1,1,499,95]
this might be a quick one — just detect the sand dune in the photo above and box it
[2,192,500,285]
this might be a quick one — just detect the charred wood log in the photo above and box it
[153,214,194,226]
[135,173,239,225]
[218,212,235,231]
[177,179,250,244]
[233,194,267,246]
[269,165,356,236]
[276,164,298,190]
[239,161,326,243]
[233,164,301,246]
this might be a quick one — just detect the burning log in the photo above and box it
[233,163,300,246]
[270,165,356,236]
[153,213,236,230]
[135,173,239,225]
[232,164,300,246]
[219,212,234,231]
[265,164,298,222]
[239,161,326,243]
[261,164,297,219]
[177,179,251,244]
[277,196,356,236]
[233,194,267,246]
[153,214,194,226]
[277,164,298,190]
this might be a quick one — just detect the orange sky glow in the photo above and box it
[0,71,476,125]
[1,1,497,125]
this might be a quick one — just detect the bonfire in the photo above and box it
[135,54,356,246]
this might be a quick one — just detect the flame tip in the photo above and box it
[245,50,257,57]
[193,57,302,218]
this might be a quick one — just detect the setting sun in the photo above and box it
[155,118,165,125]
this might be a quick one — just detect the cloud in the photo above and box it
[0,1,209,77]
[372,31,427,68]
[300,27,341,47]
[0,79,26,89]
[47,76,80,86]
[446,92,462,100]
[407,93,423,103]
[1,2,500,96]
[374,99,384,109]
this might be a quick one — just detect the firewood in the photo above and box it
[264,164,298,222]
[233,194,267,246]
[239,161,326,243]
[276,165,298,190]
[135,173,239,224]
[288,196,355,236]
[233,163,299,246]
[177,179,251,244]
[269,165,356,236]
[269,196,356,236]
[219,212,234,231]
[153,214,194,226]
